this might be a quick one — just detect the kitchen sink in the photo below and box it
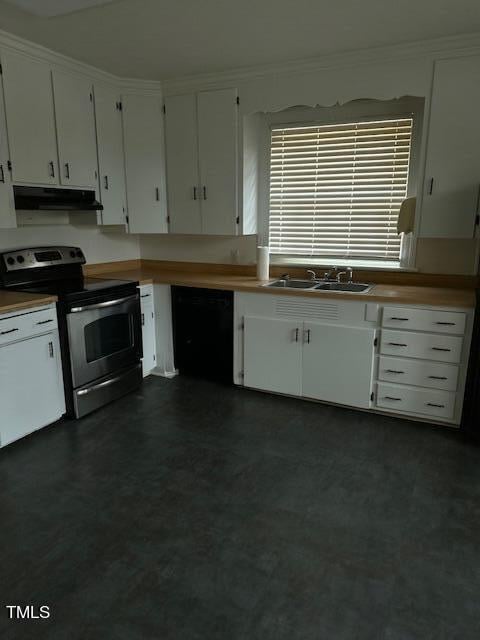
[314,282,373,293]
[265,279,318,289]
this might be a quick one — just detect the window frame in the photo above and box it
[259,98,424,270]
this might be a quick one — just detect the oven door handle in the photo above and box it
[69,294,138,313]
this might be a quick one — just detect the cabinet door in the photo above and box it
[197,88,238,235]
[141,297,156,376]
[243,316,302,396]
[122,94,168,234]
[1,50,58,185]
[0,333,65,447]
[0,72,15,228]
[52,70,97,188]
[94,84,127,225]
[420,55,480,238]
[302,323,376,409]
[164,93,202,234]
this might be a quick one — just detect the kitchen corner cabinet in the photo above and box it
[122,93,168,234]
[139,284,156,376]
[164,88,238,235]
[52,70,97,188]
[94,83,127,225]
[1,50,59,185]
[420,54,480,238]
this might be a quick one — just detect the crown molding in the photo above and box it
[0,28,162,94]
[163,31,480,94]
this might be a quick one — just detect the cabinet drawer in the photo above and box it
[378,356,459,391]
[0,306,58,346]
[382,306,466,335]
[139,284,154,310]
[380,329,463,363]
[376,383,456,419]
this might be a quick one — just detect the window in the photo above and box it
[268,115,414,266]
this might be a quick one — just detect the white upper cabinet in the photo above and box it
[420,54,480,238]
[0,71,15,228]
[164,93,202,234]
[1,50,58,185]
[122,93,168,234]
[52,70,97,188]
[94,83,127,225]
[165,87,238,235]
[197,88,238,235]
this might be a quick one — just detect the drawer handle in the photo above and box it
[383,396,402,401]
[1,327,19,335]
[385,369,405,374]
[388,342,408,347]
[435,322,455,326]
[37,319,54,325]
[432,347,451,352]
[426,402,445,408]
[390,317,409,321]
[140,294,150,298]
[428,375,448,380]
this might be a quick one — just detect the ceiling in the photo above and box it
[0,0,479,80]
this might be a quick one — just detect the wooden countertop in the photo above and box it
[89,266,476,308]
[0,291,57,315]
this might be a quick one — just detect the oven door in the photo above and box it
[66,292,142,388]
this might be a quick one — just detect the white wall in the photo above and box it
[0,224,140,264]
[141,234,257,265]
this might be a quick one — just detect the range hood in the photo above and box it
[13,186,103,211]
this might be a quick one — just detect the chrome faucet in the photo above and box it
[306,270,317,281]
[323,266,338,281]
[336,267,354,283]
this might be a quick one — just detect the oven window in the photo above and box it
[84,314,132,362]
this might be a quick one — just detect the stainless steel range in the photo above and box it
[0,246,143,418]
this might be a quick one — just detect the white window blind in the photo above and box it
[268,117,413,261]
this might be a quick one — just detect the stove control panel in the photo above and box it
[1,246,86,272]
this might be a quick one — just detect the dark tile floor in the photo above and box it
[1,376,479,639]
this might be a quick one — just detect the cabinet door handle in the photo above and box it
[48,341,54,358]
[65,162,70,179]
[428,177,434,195]
[155,187,160,201]
[428,375,448,380]
[203,186,207,200]
[37,319,54,325]
[390,317,409,321]
[193,186,197,200]
[432,347,451,352]
[384,396,402,401]
[435,322,455,326]
[141,313,145,326]
[104,175,109,190]
[0,164,4,183]
[0,327,19,335]
[292,327,299,342]
[385,369,405,374]
[304,329,311,344]
[49,161,55,178]
[426,402,445,408]
[388,342,407,347]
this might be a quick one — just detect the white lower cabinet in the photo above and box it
[239,294,376,410]
[302,323,376,409]
[236,293,474,427]
[0,305,65,448]
[244,316,302,396]
[140,285,156,376]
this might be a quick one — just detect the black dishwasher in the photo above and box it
[171,286,234,384]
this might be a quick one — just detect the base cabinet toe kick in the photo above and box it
[234,292,474,427]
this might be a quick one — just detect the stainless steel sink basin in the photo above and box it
[265,279,318,289]
[314,282,373,293]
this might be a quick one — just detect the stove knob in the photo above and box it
[75,250,83,258]
[16,255,25,264]
[70,250,76,258]
[6,257,15,265]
